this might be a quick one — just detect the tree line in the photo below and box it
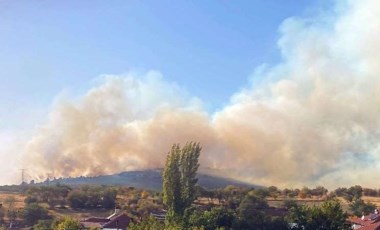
[24,184,117,209]
[130,142,354,230]
[0,142,378,229]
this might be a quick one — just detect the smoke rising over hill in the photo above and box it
[23,0,380,187]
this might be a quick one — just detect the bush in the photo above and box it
[189,207,235,230]
[128,216,164,230]
[349,199,376,217]
[0,207,4,222]
[287,199,349,230]
[24,196,38,204]
[54,216,82,230]
[102,189,117,209]
[67,187,117,209]
[234,194,269,229]
[34,219,54,230]
[23,203,49,226]
[67,190,88,209]
[283,199,298,210]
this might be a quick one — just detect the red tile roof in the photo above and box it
[84,217,109,223]
[359,223,380,230]
[102,213,132,229]
[81,217,109,228]
[349,214,380,230]
[81,213,132,230]
[81,221,104,229]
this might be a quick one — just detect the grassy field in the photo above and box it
[48,207,114,220]
[268,196,380,214]
[0,192,26,209]
[2,190,380,221]
[362,196,380,207]
[0,191,114,221]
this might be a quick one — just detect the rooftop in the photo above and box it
[81,212,133,230]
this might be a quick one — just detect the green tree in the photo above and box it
[22,203,49,226]
[163,144,183,225]
[189,207,235,230]
[7,210,18,223]
[67,190,88,208]
[287,199,350,230]
[137,199,161,216]
[343,185,363,202]
[34,219,54,230]
[24,196,38,204]
[266,217,289,230]
[251,188,270,198]
[128,216,164,230]
[299,187,311,199]
[0,206,4,223]
[349,198,376,217]
[54,216,82,230]
[235,194,269,229]
[282,199,298,210]
[287,204,310,230]
[163,142,201,227]
[180,142,201,208]
[308,199,348,230]
[85,190,101,208]
[102,188,117,209]
[310,186,328,197]
[53,184,72,207]
[221,186,248,209]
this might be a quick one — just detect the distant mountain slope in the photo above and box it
[47,169,261,190]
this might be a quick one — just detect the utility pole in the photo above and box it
[21,168,26,185]
[47,173,52,186]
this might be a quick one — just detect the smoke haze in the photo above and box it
[21,0,380,188]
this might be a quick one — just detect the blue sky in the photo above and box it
[5,0,380,188]
[0,0,322,130]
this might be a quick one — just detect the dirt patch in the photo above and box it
[0,192,26,209]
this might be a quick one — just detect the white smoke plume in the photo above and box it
[23,0,380,188]
[24,72,220,181]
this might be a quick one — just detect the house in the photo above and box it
[348,212,380,230]
[81,209,133,230]
[150,209,167,222]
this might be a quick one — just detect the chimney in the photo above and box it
[107,207,121,219]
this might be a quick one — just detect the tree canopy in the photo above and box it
[287,199,349,230]
[163,142,201,227]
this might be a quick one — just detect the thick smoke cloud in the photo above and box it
[23,0,380,187]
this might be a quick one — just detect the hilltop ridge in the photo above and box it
[42,169,261,190]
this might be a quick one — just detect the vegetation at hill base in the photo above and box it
[0,142,379,229]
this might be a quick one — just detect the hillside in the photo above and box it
[44,169,260,190]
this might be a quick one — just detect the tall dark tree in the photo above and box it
[163,142,201,227]
[163,144,183,225]
[180,142,201,208]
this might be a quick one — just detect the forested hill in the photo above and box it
[43,169,260,190]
